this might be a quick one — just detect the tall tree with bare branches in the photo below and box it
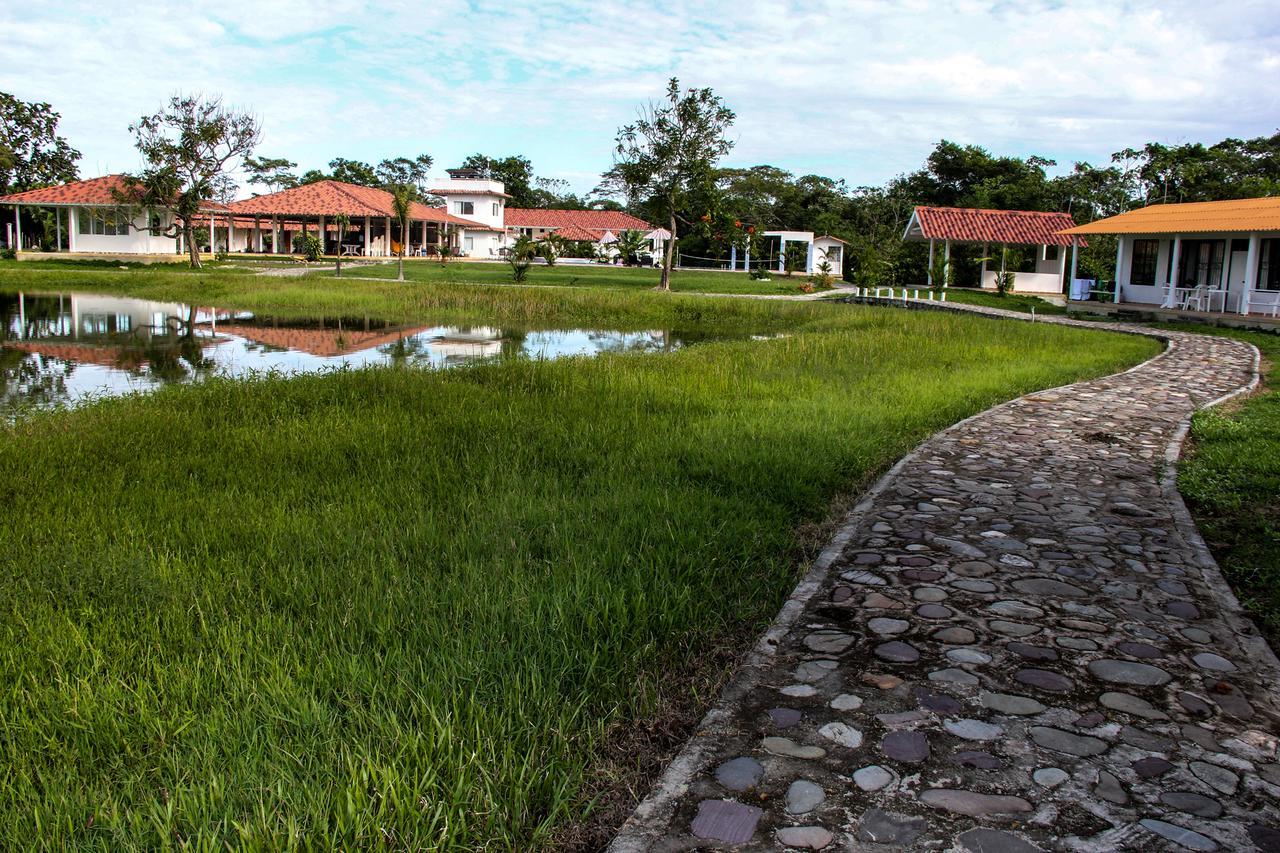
[120,94,260,269]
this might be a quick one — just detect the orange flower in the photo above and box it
[734,220,742,228]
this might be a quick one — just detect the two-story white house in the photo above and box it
[428,168,511,258]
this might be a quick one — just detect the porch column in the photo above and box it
[1114,237,1127,304]
[364,216,371,256]
[384,216,391,256]
[1057,243,1067,291]
[13,204,21,251]
[778,238,785,272]
[943,240,951,288]
[318,215,326,256]
[56,207,63,250]
[227,214,235,253]
[271,216,278,254]
[980,242,988,287]
[68,206,77,252]
[1242,233,1261,315]
[744,241,751,272]
[255,216,263,252]
[208,214,215,253]
[1069,236,1079,290]
[806,239,815,274]
[1165,236,1182,307]
[927,239,935,286]
[730,244,737,271]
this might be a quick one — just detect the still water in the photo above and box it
[2,291,729,413]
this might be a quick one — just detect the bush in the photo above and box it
[293,233,322,262]
[0,247,16,261]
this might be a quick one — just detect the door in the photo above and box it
[1226,247,1248,311]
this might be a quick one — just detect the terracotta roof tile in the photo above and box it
[1,174,144,206]
[1063,196,1280,235]
[226,181,488,228]
[504,208,651,231]
[909,206,1080,247]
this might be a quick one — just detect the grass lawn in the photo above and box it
[935,287,1068,315]
[0,270,1159,848]
[1,256,831,296]
[1171,323,1280,647]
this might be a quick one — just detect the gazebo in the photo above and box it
[903,206,1082,296]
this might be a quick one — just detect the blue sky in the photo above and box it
[3,0,1279,197]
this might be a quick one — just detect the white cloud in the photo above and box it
[2,0,1277,195]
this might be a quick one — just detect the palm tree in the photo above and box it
[614,229,647,266]
[390,186,416,282]
[332,213,350,277]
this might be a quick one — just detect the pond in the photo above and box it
[1,291,741,413]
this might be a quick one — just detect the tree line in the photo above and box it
[2,87,1278,282]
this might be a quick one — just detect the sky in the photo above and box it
[3,0,1279,198]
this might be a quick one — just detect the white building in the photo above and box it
[1,175,182,255]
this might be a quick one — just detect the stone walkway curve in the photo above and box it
[610,304,1280,852]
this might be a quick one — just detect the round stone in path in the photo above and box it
[868,617,911,636]
[715,757,764,791]
[1012,577,1087,597]
[990,620,1040,637]
[1015,668,1074,692]
[853,765,894,791]
[875,641,921,663]
[988,600,1045,619]
[919,788,1032,817]
[1132,756,1175,778]
[1189,760,1239,794]
[1094,770,1127,805]
[856,808,926,845]
[1087,659,1172,686]
[957,827,1045,853]
[1033,767,1068,787]
[691,799,763,844]
[795,660,839,682]
[944,718,1003,741]
[981,691,1046,715]
[1166,600,1201,619]
[946,648,992,665]
[763,737,826,759]
[1029,726,1108,757]
[914,688,963,714]
[1100,691,1168,720]
[952,579,997,593]
[805,631,854,653]
[1176,692,1214,717]
[781,684,818,698]
[915,603,952,619]
[1007,642,1058,661]
[776,826,834,850]
[882,730,929,763]
[786,780,825,815]
[952,750,1003,770]
[831,693,864,711]
[929,667,979,686]
[1115,641,1164,659]
[1057,636,1098,651]
[1192,652,1237,672]
[818,722,864,749]
[1181,627,1213,644]
[933,627,977,644]
[953,561,995,577]
[1138,818,1218,851]
[768,707,802,728]
[913,586,948,602]
[1160,791,1224,818]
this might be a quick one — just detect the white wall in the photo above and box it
[71,206,178,254]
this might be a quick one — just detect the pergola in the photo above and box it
[903,206,1082,294]
[221,180,487,257]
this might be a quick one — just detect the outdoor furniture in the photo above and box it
[341,243,362,256]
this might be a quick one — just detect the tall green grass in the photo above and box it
[0,286,1158,848]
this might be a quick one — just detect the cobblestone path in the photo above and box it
[610,308,1279,852]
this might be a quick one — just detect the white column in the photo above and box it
[13,205,21,251]
[56,207,63,251]
[777,238,785,272]
[255,216,263,252]
[1057,244,1067,290]
[744,241,751,271]
[1242,233,1261,315]
[364,216,371,256]
[1114,236,1127,304]
[318,215,325,255]
[980,242,988,287]
[208,215,215,253]
[68,206,77,252]
[927,239,935,286]
[943,240,951,288]
[730,244,737,271]
[806,239,815,274]
[384,217,391,256]
[227,215,235,253]
[1069,237,1079,291]
[1165,236,1182,306]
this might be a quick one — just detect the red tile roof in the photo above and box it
[205,324,432,357]
[504,208,651,231]
[908,206,1082,247]
[0,174,146,206]
[547,224,603,241]
[226,180,489,228]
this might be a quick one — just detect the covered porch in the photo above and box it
[1061,197,1280,319]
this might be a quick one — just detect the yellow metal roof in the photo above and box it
[1062,196,1280,235]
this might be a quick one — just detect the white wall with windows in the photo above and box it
[72,205,177,254]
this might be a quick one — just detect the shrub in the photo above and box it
[293,233,322,262]
[0,247,16,261]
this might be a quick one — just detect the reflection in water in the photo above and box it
[1,291,735,414]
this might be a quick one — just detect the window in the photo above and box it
[1260,239,1280,291]
[465,237,474,251]
[454,201,474,215]
[492,202,499,217]
[1175,239,1225,287]
[78,207,130,236]
[822,246,842,265]
[1129,239,1159,286]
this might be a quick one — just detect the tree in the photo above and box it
[0,92,80,196]
[461,154,538,206]
[327,158,380,187]
[243,155,298,194]
[375,155,433,195]
[600,78,735,291]
[508,234,536,282]
[390,185,415,281]
[537,232,565,266]
[332,213,350,277]
[782,242,807,276]
[120,94,260,269]
[613,229,648,266]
